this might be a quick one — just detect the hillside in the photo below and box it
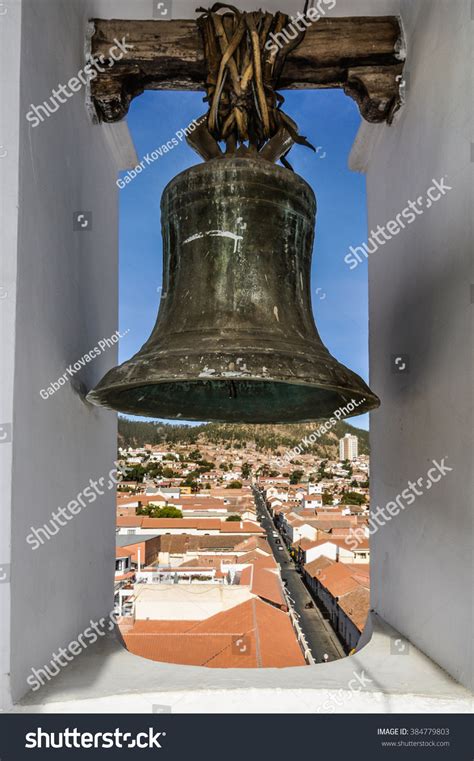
[118,417,369,458]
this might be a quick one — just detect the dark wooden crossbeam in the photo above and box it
[90,16,405,124]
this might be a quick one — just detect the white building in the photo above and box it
[302,494,323,510]
[339,434,358,461]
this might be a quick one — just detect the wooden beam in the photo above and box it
[90,16,405,124]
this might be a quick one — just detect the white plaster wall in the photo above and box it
[4,0,146,705]
[0,0,22,712]
[353,0,473,690]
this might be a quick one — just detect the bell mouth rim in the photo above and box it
[86,376,380,424]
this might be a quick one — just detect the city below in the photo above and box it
[114,428,370,668]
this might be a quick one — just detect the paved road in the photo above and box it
[254,488,345,664]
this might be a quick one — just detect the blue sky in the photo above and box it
[118,89,370,429]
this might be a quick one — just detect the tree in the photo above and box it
[225,515,241,521]
[162,467,180,479]
[146,464,163,478]
[196,460,215,473]
[342,460,352,478]
[241,462,252,479]
[322,491,333,506]
[318,460,328,477]
[125,465,147,482]
[290,469,304,485]
[226,480,242,489]
[137,505,183,518]
[342,491,366,506]
[182,474,200,492]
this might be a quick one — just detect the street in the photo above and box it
[253,488,345,663]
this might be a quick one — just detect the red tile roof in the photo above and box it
[116,547,134,557]
[249,562,287,610]
[303,556,335,580]
[220,521,263,534]
[338,586,370,631]
[115,571,135,581]
[233,536,272,554]
[117,516,144,528]
[165,497,227,509]
[241,551,277,567]
[141,518,222,530]
[122,599,305,668]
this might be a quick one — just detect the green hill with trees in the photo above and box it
[118,416,369,459]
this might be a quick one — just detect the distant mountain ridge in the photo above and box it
[118,417,369,458]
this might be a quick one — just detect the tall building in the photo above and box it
[339,434,358,461]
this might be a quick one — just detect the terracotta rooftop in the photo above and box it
[233,536,272,554]
[141,517,222,530]
[177,557,221,570]
[248,560,287,610]
[324,571,362,598]
[122,598,306,668]
[303,556,335,579]
[298,536,324,551]
[304,557,370,599]
[209,488,253,497]
[310,520,358,532]
[158,534,254,553]
[236,550,275,565]
[117,495,141,505]
[220,521,264,534]
[115,547,133,558]
[164,497,227,509]
[341,534,370,551]
[338,586,371,631]
[117,516,144,528]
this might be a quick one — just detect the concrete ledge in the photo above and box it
[11,614,472,714]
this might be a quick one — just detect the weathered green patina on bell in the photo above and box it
[87,157,379,423]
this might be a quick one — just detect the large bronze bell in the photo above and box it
[87,158,379,423]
